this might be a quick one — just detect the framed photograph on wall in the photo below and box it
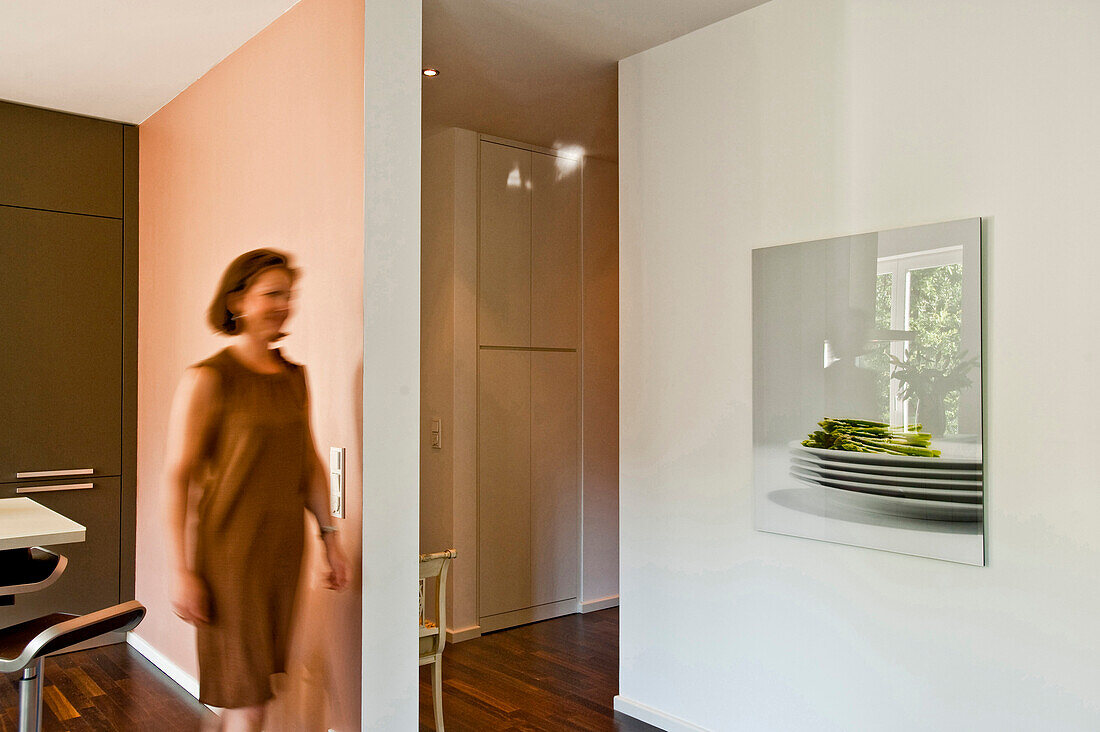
[752,218,984,565]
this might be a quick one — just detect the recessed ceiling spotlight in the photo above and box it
[422,68,440,77]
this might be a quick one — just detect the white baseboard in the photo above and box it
[613,696,709,732]
[479,598,577,633]
[127,632,219,714]
[446,624,482,643]
[579,595,619,613]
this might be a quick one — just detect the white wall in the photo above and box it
[581,156,620,608]
[362,0,420,727]
[420,127,479,638]
[617,1,1100,730]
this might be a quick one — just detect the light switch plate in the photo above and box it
[329,447,345,519]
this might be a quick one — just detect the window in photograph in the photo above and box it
[877,247,963,432]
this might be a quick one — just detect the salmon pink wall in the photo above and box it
[136,0,364,727]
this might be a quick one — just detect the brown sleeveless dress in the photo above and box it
[191,347,311,708]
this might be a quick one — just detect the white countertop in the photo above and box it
[0,497,86,551]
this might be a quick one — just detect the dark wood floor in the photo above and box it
[0,642,215,731]
[2,607,652,731]
[419,607,657,732]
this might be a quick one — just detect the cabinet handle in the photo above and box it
[16,483,95,494]
[15,469,94,479]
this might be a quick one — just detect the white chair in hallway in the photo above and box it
[419,549,457,732]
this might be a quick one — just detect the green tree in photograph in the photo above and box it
[906,264,964,433]
[875,273,893,331]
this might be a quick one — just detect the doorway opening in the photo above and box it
[417,1,621,728]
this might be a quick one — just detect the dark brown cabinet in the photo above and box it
[0,101,136,628]
[0,101,124,218]
[0,206,123,481]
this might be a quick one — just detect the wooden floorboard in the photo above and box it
[2,607,655,731]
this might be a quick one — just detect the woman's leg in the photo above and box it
[220,704,266,732]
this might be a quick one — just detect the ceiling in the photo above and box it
[0,0,300,123]
[0,0,769,155]
[423,0,770,161]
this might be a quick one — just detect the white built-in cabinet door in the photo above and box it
[478,142,531,347]
[477,349,532,618]
[477,141,580,349]
[530,351,580,606]
[477,349,580,622]
[531,153,581,349]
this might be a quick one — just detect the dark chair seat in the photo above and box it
[0,548,67,599]
[0,613,74,664]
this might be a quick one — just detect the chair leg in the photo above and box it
[432,658,444,732]
[18,658,44,732]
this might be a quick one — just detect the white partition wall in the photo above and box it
[618,0,1100,730]
[362,0,420,727]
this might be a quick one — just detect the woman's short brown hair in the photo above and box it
[208,248,299,335]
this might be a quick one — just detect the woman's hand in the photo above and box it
[322,537,350,591]
[171,570,210,625]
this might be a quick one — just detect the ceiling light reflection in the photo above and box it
[553,144,584,180]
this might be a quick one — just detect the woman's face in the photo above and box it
[233,267,294,341]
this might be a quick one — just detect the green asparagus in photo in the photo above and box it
[801,417,941,457]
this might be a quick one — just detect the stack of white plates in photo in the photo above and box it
[787,440,983,522]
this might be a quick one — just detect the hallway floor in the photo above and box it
[420,607,658,731]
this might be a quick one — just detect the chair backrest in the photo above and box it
[0,600,145,673]
[419,549,456,658]
[0,548,67,596]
